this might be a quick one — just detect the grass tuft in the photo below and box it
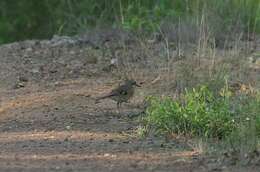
[142,85,260,143]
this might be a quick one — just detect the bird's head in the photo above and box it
[125,79,141,87]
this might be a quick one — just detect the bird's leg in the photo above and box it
[116,102,120,114]
[117,102,121,114]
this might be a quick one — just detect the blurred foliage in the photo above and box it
[0,0,259,44]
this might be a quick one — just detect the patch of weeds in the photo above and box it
[142,85,260,141]
[226,92,260,153]
[136,125,148,138]
[143,85,236,138]
[141,83,260,160]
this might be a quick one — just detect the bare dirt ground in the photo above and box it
[0,32,259,172]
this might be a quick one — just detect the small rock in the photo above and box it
[103,153,116,158]
[108,139,114,142]
[54,81,61,86]
[69,51,76,55]
[31,68,40,73]
[110,58,118,65]
[22,144,28,148]
[26,47,33,52]
[19,76,28,82]
[66,126,71,130]
[104,153,110,157]
[50,69,58,73]
[13,82,25,89]
[55,166,61,170]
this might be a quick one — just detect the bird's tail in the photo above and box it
[95,94,113,103]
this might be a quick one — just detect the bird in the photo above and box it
[95,79,141,109]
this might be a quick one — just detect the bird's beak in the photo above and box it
[135,83,141,87]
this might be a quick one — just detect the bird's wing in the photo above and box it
[111,85,129,96]
[96,84,130,101]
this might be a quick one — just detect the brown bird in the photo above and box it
[96,79,141,109]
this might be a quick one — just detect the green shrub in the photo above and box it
[145,86,235,138]
[144,85,260,140]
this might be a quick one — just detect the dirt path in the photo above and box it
[0,36,259,171]
[0,78,202,172]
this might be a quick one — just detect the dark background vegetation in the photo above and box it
[0,0,259,44]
